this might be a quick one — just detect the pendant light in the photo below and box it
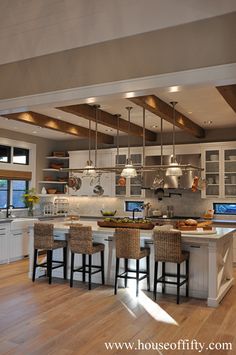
[166,101,183,176]
[121,107,137,178]
[82,106,99,178]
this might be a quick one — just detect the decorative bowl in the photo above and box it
[100,210,117,216]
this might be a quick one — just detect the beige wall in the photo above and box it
[0,12,235,100]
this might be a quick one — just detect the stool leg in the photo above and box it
[136,259,140,297]
[63,247,67,280]
[82,254,86,282]
[114,258,120,295]
[177,263,181,304]
[162,262,166,294]
[47,250,52,285]
[153,261,158,301]
[146,255,150,291]
[124,259,128,288]
[88,254,92,290]
[32,249,38,282]
[186,259,189,297]
[70,252,74,288]
[101,250,105,285]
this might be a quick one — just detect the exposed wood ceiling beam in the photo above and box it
[216,84,236,113]
[129,95,205,138]
[2,111,113,144]
[57,104,156,141]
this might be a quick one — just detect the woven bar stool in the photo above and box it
[114,228,150,297]
[153,230,189,304]
[32,223,67,284]
[68,225,105,290]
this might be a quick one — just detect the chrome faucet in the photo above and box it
[6,204,15,218]
[132,208,140,221]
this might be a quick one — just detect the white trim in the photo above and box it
[0,63,236,113]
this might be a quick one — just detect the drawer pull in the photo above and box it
[190,245,200,248]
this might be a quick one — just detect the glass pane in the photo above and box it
[12,180,27,190]
[131,154,142,165]
[0,191,8,208]
[0,180,8,190]
[0,145,11,163]
[205,150,219,162]
[13,147,29,165]
[115,186,126,195]
[130,186,142,195]
[116,155,126,165]
[12,190,26,208]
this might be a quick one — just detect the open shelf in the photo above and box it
[46,156,69,160]
[38,181,67,184]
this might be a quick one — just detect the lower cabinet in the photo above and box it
[9,229,29,261]
[0,223,10,264]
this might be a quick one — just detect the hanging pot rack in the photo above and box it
[62,103,204,175]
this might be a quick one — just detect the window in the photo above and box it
[0,180,9,208]
[12,180,29,208]
[13,147,29,165]
[0,180,28,209]
[0,145,11,163]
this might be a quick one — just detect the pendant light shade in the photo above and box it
[82,161,97,177]
[121,107,137,178]
[166,102,183,177]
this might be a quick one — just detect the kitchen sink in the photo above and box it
[10,218,38,230]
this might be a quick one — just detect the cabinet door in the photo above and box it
[0,226,8,263]
[10,230,24,260]
[224,149,236,197]
[204,149,220,197]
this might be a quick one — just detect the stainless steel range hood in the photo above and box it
[143,154,201,189]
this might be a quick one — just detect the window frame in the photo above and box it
[0,145,11,164]
[13,147,30,165]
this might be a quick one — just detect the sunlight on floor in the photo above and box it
[122,283,178,326]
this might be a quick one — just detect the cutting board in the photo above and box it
[181,228,217,235]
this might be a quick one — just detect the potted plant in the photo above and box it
[22,188,40,216]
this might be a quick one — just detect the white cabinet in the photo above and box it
[9,219,37,262]
[201,143,236,198]
[0,223,10,264]
[113,151,144,197]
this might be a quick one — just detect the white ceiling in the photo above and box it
[0,84,235,141]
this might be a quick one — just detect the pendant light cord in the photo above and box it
[170,101,177,162]
[126,107,132,162]
[143,107,146,166]
[116,114,121,164]
[161,117,163,166]
[88,118,91,164]
[94,104,100,168]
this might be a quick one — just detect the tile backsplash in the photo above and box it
[39,190,236,218]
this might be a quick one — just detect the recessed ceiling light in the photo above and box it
[188,111,193,114]
[105,129,113,132]
[13,126,17,129]
[152,125,158,129]
[86,97,96,104]
[203,120,213,126]
[32,130,37,134]
[168,86,181,93]
[57,116,61,119]
[125,92,136,98]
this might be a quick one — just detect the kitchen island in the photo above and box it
[28,220,235,307]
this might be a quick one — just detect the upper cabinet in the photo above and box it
[201,144,236,198]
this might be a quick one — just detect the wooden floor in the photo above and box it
[0,260,235,355]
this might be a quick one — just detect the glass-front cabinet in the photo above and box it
[115,153,143,197]
[202,144,236,198]
[205,149,220,197]
[224,149,236,197]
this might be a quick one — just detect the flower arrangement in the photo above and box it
[22,188,40,216]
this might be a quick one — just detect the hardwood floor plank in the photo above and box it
[0,259,235,355]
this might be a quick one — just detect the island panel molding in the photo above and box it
[58,104,156,141]
[129,95,205,138]
[3,111,113,145]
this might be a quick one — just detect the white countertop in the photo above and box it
[33,219,235,242]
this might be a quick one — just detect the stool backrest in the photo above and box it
[68,225,93,254]
[115,228,140,259]
[34,223,54,249]
[153,230,182,263]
